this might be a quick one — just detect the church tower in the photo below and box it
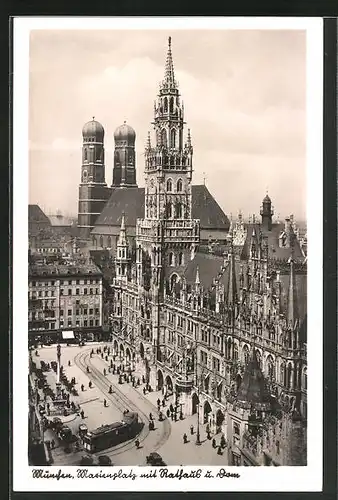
[137,37,200,290]
[136,37,200,364]
[78,118,111,239]
[112,122,137,187]
[260,193,274,231]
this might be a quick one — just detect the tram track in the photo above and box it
[73,349,171,459]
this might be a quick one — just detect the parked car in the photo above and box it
[146,452,166,466]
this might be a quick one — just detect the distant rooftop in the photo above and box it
[29,262,102,278]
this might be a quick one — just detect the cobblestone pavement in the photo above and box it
[31,344,228,466]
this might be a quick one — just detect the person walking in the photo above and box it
[162,399,165,407]
[109,385,113,394]
[135,439,140,449]
[88,381,92,389]
[157,398,161,407]
[190,425,194,435]
[103,399,107,407]
[103,368,106,376]
[68,360,71,367]
[212,438,216,449]
[183,433,188,444]
[81,384,84,392]
[80,410,85,419]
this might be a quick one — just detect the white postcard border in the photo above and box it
[13,16,323,492]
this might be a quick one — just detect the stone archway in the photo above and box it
[119,344,124,361]
[126,347,131,362]
[157,370,164,390]
[192,393,199,415]
[203,401,212,424]
[113,340,118,356]
[165,375,173,395]
[140,342,145,359]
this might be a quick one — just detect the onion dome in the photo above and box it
[82,117,104,141]
[114,121,136,144]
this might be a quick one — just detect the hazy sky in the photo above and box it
[29,29,306,220]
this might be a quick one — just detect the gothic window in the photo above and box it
[243,344,249,365]
[286,363,292,389]
[178,252,184,266]
[164,97,168,112]
[169,97,174,113]
[170,129,176,148]
[280,362,285,385]
[166,203,172,219]
[266,355,274,380]
[84,149,88,161]
[170,273,178,291]
[99,236,103,248]
[169,252,175,266]
[166,179,172,192]
[177,178,183,192]
[161,129,167,148]
[227,338,232,359]
[176,202,182,219]
[255,349,262,368]
[82,170,88,182]
[170,155,175,167]
[233,343,238,361]
[107,236,112,248]
[303,367,307,390]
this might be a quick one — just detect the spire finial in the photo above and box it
[92,116,95,121]
[195,266,200,286]
[121,211,125,230]
[163,36,176,88]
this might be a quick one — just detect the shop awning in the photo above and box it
[62,331,74,339]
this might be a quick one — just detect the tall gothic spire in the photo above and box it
[227,243,238,306]
[287,255,299,328]
[162,36,177,89]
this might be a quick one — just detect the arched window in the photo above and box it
[227,338,232,359]
[169,252,175,266]
[166,203,172,219]
[164,97,168,112]
[233,343,238,361]
[178,252,184,266]
[303,367,307,390]
[280,362,285,385]
[177,178,183,192]
[286,363,292,390]
[107,236,112,248]
[166,179,172,192]
[84,149,88,161]
[176,202,182,219]
[169,97,174,113]
[266,355,274,380]
[170,273,178,291]
[170,129,176,148]
[161,129,167,147]
[83,170,88,181]
[243,345,249,365]
[99,235,103,248]
[255,349,262,368]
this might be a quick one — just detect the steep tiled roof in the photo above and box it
[240,223,304,262]
[183,252,225,288]
[237,349,271,405]
[28,205,51,224]
[93,185,229,231]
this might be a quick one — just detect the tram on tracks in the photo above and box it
[82,412,140,453]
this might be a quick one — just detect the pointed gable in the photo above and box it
[237,349,271,405]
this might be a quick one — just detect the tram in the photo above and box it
[82,412,140,453]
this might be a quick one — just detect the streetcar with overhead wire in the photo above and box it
[82,412,140,453]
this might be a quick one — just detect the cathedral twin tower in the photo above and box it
[78,118,137,238]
